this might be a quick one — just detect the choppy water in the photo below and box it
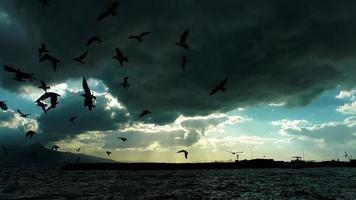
[0,167,356,199]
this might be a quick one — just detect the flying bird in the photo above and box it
[227,151,243,155]
[113,48,128,67]
[69,116,78,123]
[39,43,49,57]
[86,36,102,46]
[36,101,47,113]
[0,101,8,111]
[121,77,130,90]
[176,29,190,49]
[25,130,36,138]
[106,151,112,156]
[73,52,88,64]
[97,1,119,21]
[177,150,189,159]
[117,137,127,142]
[76,148,80,152]
[209,77,229,96]
[1,145,8,155]
[51,145,60,151]
[4,65,35,82]
[40,53,61,71]
[128,32,151,42]
[82,77,96,111]
[39,0,49,7]
[181,55,188,72]
[35,92,60,112]
[17,109,31,118]
[139,110,151,118]
[38,80,50,92]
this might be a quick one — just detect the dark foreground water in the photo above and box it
[0,167,356,200]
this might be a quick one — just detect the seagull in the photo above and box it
[181,55,188,72]
[0,101,8,111]
[76,148,80,152]
[4,65,36,82]
[1,145,8,155]
[113,48,128,67]
[176,29,189,49]
[39,0,49,8]
[73,52,88,64]
[97,1,119,21]
[40,53,61,71]
[209,77,229,96]
[38,80,50,92]
[35,92,60,112]
[139,110,151,118]
[51,145,60,151]
[69,116,78,123]
[36,101,47,113]
[121,77,130,90]
[86,36,102,46]
[117,137,127,142]
[128,32,151,42]
[82,77,96,111]
[106,151,112,156]
[17,109,31,118]
[25,130,36,138]
[39,43,49,57]
[177,150,188,159]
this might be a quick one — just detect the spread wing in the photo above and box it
[139,32,151,37]
[97,10,110,21]
[180,30,189,43]
[219,77,229,87]
[4,65,18,73]
[79,52,88,60]
[209,86,220,96]
[82,77,91,95]
[115,48,123,57]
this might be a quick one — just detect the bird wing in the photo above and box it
[79,52,88,60]
[17,109,24,115]
[40,80,46,88]
[3,65,18,73]
[180,30,189,43]
[82,77,91,95]
[209,86,220,96]
[115,48,123,57]
[219,77,229,87]
[40,54,50,62]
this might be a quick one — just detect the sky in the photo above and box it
[1,0,356,162]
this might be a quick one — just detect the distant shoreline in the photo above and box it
[62,159,356,170]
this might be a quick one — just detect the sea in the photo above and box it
[0,167,355,199]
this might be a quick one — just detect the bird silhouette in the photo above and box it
[51,145,60,151]
[113,48,128,67]
[117,137,127,142]
[139,110,151,118]
[36,101,47,113]
[0,101,8,111]
[97,1,119,21]
[128,32,151,42]
[69,116,78,123]
[39,43,49,57]
[76,148,80,152]
[73,52,88,64]
[121,77,130,90]
[176,29,189,49]
[82,77,96,111]
[106,151,112,156]
[4,65,35,82]
[25,130,36,138]
[38,80,50,92]
[1,145,8,155]
[181,55,188,72]
[35,92,60,112]
[39,0,49,8]
[40,53,61,71]
[209,77,229,96]
[17,109,31,118]
[177,150,188,159]
[87,36,102,46]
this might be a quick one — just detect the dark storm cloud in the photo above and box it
[1,0,356,124]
